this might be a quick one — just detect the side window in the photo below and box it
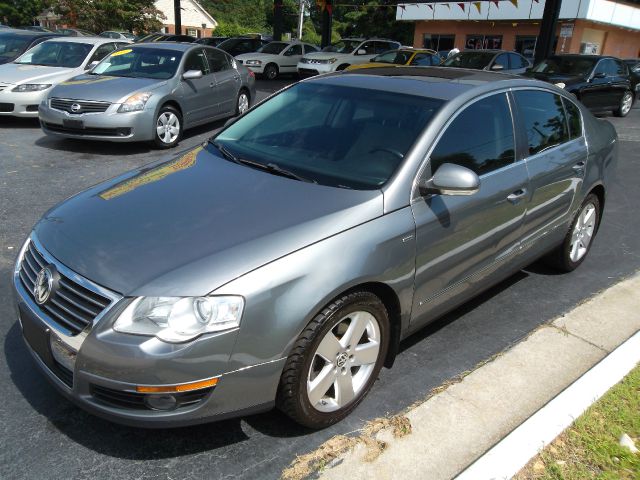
[563,98,582,139]
[430,93,515,176]
[184,48,209,74]
[374,42,392,54]
[88,43,116,64]
[514,90,570,155]
[236,40,254,54]
[304,44,318,54]
[594,59,615,76]
[613,59,626,75]
[493,53,509,70]
[411,53,434,66]
[509,53,527,69]
[359,42,377,55]
[205,48,230,72]
[285,44,302,56]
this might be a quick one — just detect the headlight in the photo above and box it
[11,84,52,92]
[117,92,152,113]
[245,60,262,66]
[326,58,338,64]
[113,296,244,343]
[555,82,566,89]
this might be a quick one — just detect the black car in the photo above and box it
[195,36,228,47]
[137,33,195,43]
[623,58,640,94]
[442,49,531,74]
[217,36,269,57]
[0,29,60,64]
[526,55,634,117]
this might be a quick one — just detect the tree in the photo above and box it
[0,0,48,27]
[53,0,164,33]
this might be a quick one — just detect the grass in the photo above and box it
[516,364,640,480]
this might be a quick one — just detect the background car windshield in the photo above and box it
[258,42,288,54]
[323,40,361,53]
[443,51,495,69]
[532,57,597,76]
[214,82,443,190]
[373,50,412,65]
[92,48,183,79]
[15,41,92,67]
[0,34,30,61]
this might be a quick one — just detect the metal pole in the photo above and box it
[534,0,561,65]
[273,0,283,41]
[320,0,333,49]
[173,0,182,35]
[297,0,305,40]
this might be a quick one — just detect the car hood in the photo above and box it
[236,52,280,61]
[49,74,168,102]
[34,145,383,297]
[0,63,79,85]
[525,71,585,85]
[302,51,354,60]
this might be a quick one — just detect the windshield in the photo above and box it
[0,34,31,62]
[373,50,412,65]
[322,40,361,54]
[258,42,288,54]
[15,41,92,67]
[92,47,183,79]
[443,51,495,69]
[213,82,443,189]
[532,57,597,76]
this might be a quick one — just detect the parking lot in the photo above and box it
[1,79,639,479]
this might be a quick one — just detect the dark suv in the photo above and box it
[217,36,269,57]
[526,55,634,117]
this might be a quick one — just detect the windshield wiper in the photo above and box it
[211,141,316,184]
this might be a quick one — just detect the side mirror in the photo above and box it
[183,69,203,80]
[356,49,366,55]
[85,60,99,70]
[490,63,504,71]
[419,163,480,196]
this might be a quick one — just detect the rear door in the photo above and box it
[206,48,239,116]
[180,47,216,124]
[410,92,529,325]
[511,89,586,247]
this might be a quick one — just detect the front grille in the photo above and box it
[0,103,14,112]
[42,122,132,137]
[300,58,326,65]
[91,384,214,410]
[19,241,112,335]
[0,82,9,92]
[50,98,111,114]
[298,68,319,76]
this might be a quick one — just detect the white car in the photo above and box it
[236,41,319,80]
[297,38,401,76]
[0,37,130,117]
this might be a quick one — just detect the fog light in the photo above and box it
[145,394,178,411]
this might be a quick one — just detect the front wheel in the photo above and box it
[263,63,278,80]
[153,106,182,149]
[545,193,600,272]
[235,90,249,116]
[613,90,634,117]
[277,291,389,429]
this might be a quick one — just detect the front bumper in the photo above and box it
[243,63,265,74]
[297,62,337,77]
[0,88,48,117]
[13,236,284,427]
[39,101,156,143]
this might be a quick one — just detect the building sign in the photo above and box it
[560,23,574,38]
[466,35,503,50]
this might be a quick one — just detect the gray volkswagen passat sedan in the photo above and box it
[14,67,616,428]
[39,42,255,148]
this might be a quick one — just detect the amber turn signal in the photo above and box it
[136,377,218,393]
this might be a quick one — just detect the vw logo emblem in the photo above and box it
[34,266,55,305]
[70,103,82,113]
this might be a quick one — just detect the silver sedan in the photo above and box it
[39,42,256,148]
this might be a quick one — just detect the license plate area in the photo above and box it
[63,119,84,130]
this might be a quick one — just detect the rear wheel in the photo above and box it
[235,90,250,116]
[263,63,278,80]
[277,291,389,429]
[152,106,182,149]
[613,90,633,117]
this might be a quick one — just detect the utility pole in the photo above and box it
[174,0,181,35]
[273,0,283,41]
[297,0,305,41]
[534,0,561,65]
[320,0,333,48]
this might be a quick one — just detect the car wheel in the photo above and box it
[263,63,278,80]
[336,64,350,71]
[277,291,389,429]
[545,193,600,272]
[613,90,634,117]
[153,106,182,149]
[235,90,250,116]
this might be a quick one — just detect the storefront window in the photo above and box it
[423,34,455,52]
[515,36,536,61]
[466,35,503,50]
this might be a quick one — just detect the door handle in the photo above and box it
[573,161,586,173]
[507,188,527,204]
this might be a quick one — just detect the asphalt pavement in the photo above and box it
[0,82,638,480]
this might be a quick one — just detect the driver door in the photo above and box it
[180,48,215,125]
[281,44,303,73]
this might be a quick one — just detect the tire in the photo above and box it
[263,63,278,80]
[613,90,634,117]
[276,291,390,429]
[544,193,600,272]
[336,64,350,71]
[235,90,250,116]
[152,105,182,149]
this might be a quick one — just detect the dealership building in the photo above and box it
[396,0,640,59]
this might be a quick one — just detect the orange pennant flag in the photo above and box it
[473,1,482,12]
[509,0,518,6]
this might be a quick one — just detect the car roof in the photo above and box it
[313,66,546,101]
[0,29,58,38]
[126,41,196,52]
[42,36,119,45]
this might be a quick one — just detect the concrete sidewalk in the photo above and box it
[302,273,640,480]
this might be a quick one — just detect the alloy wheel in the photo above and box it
[307,311,381,413]
[569,202,596,263]
[621,92,633,116]
[156,112,180,145]
[237,93,249,115]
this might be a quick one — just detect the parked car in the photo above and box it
[0,29,60,65]
[56,28,96,37]
[99,31,137,41]
[526,55,635,117]
[195,36,228,47]
[346,47,441,71]
[442,49,531,74]
[40,43,255,148]
[14,67,616,429]
[216,36,269,57]
[0,37,129,117]
[298,38,401,75]
[622,58,640,94]
[236,40,319,79]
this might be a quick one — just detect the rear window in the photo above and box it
[514,90,570,155]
